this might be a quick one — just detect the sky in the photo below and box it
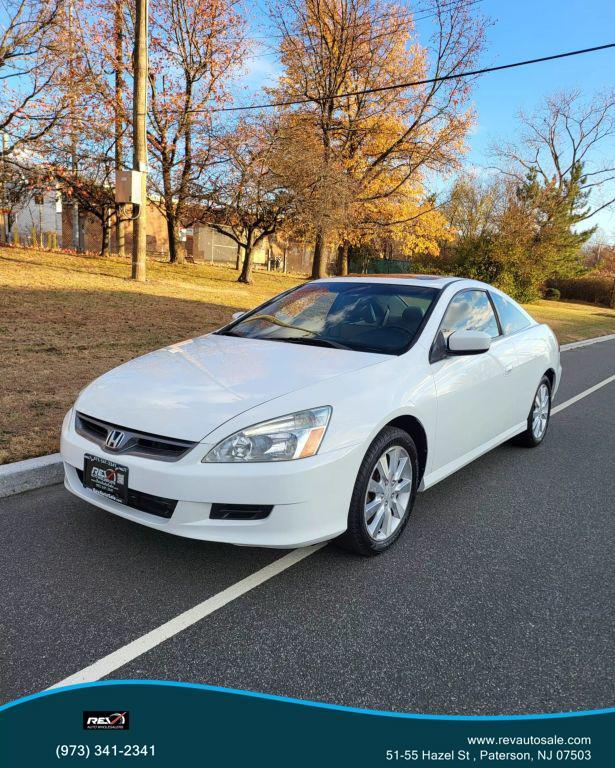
[239,0,615,239]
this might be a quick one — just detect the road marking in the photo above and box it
[47,542,327,689]
[560,333,615,352]
[45,373,615,691]
[552,374,615,415]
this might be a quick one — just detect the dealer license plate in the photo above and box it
[83,454,129,505]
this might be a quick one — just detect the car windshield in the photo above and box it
[218,281,440,355]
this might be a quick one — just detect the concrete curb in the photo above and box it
[0,453,63,499]
[1,333,614,500]
[560,333,615,352]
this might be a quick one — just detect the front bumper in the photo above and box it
[61,410,362,548]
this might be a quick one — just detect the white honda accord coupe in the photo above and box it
[61,276,561,555]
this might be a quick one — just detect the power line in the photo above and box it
[236,0,484,50]
[242,0,485,61]
[211,42,615,113]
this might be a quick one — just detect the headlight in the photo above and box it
[203,407,332,463]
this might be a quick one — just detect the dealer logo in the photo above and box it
[83,711,130,730]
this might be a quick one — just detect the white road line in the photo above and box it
[47,542,327,689]
[560,333,615,352]
[552,374,615,414]
[45,373,615,691]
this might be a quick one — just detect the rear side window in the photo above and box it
[440,290,500,339]
[490,292,531,335]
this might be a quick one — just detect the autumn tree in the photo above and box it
[466,89,615,300]
[0,0,67,153]
[31,0,131,254]
[143,0,245,264]
[49,137,118,256]
[445,166,594,302]
[195,120,295,284]
[269,0,485,277]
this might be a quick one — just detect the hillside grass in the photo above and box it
[2,246,614,463]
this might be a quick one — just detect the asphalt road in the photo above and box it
[1,339,614,714]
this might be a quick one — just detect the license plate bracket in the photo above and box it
[83,454,129,505]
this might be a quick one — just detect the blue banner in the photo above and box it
[0,682,613,767]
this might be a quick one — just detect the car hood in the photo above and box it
[76,333,388,442]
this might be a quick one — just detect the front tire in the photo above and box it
[335,427,418,556]
[514,376,552,447]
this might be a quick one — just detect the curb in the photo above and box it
[1,333,614,501]
[0,453,63,499]
[560,333,615,352]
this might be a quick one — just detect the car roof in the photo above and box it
[313,274,471,289]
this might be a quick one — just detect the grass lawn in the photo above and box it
[2,245,614,463]
[523,298,615,344]
[1,247,302,463]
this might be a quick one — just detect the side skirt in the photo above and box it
[418,422,527,492]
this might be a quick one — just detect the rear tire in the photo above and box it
[514,376,552,447]
[335,427,418,556]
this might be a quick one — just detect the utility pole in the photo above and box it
[131,0,148,281]
[114,0,125,257]
[68,0,80,251]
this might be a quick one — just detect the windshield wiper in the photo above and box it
[272,337,352,351]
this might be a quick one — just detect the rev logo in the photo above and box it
[83,711,129,730]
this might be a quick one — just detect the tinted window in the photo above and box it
[490,292,531,335]
[219,281,440,354]
[440,290,499,339]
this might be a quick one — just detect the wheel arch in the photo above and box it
[543,367,556,390]
[384,414,428,484]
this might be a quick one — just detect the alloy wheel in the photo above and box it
[364,446,413,541]
[532,383,550,440]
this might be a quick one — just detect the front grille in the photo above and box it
[76,468,177,519]
[75,412,197,462]
[210,503,273,521]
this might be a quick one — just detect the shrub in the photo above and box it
[549,274,615,307]
[544,287,560,300]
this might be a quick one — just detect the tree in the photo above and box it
[269,0,486,277]
[197,120,295,284]
[494,89,615,223]
[144,0,245,264]
[0,0,66,153]
[50,151,117,256]
[445,165,594,302]
[30,0,132,256]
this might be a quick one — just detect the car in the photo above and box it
[61,275,561,555]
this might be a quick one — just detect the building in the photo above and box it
[1,188,318,273]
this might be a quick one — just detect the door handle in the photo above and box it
[504,364,513,375]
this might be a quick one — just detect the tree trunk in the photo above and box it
[312,227,328,278]
[235,241,243,270]
[101,213,111,257]
[166,202,184,264]
[238,240,253,284]
[338,241,349,275]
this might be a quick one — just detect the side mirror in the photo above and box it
[231,311,245,321]
[447,330,491,355]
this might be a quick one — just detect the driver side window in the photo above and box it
[440,290,500,340]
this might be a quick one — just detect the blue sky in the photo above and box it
[240,0,615,238]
